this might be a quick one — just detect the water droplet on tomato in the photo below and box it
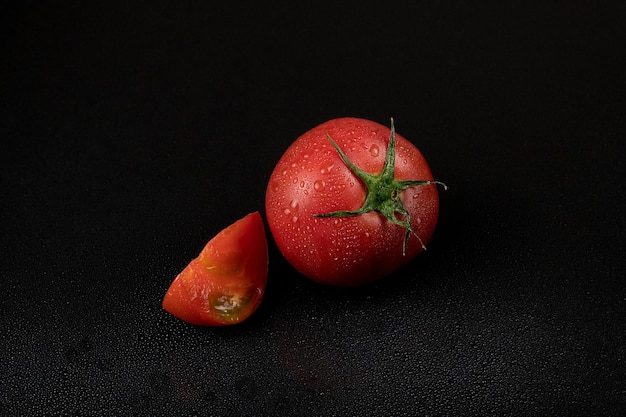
[291,216,299,224]
[369,144,380,157]
[290,200,299,212]
[299,181,305,188]
[314,180,325,191]
[283,208,291,215]
[363,232,372,243]
[292,177,298,184]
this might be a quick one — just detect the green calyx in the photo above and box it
[313,118,447,256]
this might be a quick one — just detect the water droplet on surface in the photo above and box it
[291,216,299,224]
[314,180,325,191]
[290,200,299,211]
[369,144,380,157]
[320,164,335,175]
[299,181,305,188]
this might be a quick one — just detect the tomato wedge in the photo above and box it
[162,212,268,326]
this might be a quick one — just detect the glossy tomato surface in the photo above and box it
[265,118,440,286]
[162,212,268,326]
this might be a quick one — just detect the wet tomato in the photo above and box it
[162,212,268,325]
[265,118,445,287]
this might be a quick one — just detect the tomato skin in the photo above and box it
[265,118,440,287]
[162,212,268,326]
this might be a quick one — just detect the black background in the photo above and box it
[2,2,625,416]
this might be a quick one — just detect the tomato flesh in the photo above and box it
[162,212,268,326]
[265,118,441,286]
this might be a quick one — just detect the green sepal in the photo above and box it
[313,118,447,256]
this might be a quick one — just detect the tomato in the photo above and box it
[265,118,445,287]
[162,212,268,326]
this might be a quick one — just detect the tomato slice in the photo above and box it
[162,212,268,326]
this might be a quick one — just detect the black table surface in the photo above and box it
[2,2,625,416]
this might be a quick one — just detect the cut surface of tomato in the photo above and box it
[162,212,268,326]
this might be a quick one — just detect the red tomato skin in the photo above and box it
[265,118,440,286]
[162,212,268,326]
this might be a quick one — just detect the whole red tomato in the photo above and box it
[265,118,445,287]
